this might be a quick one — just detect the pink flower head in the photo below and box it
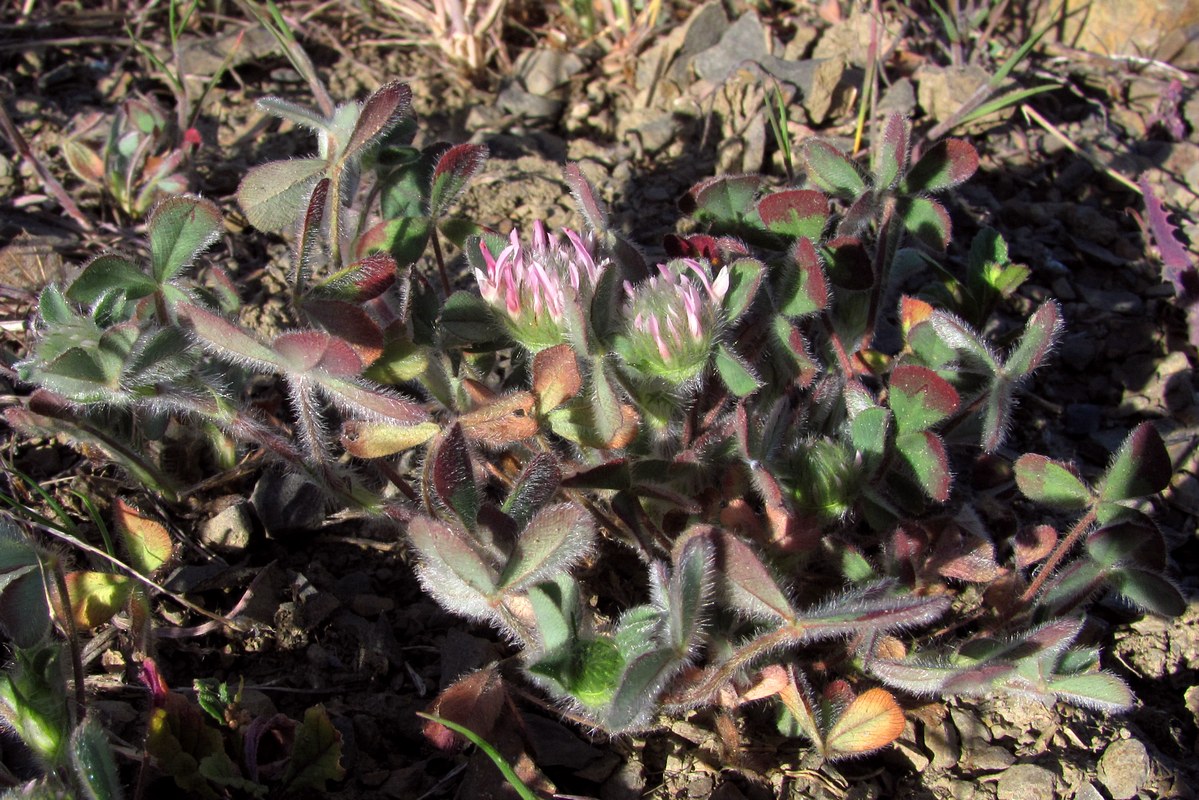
[475,221,607,351]
[619,258,729,385]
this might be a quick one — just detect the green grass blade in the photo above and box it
[957,84,1059,129]
[415,713,540,800]
[991,3,1061,86]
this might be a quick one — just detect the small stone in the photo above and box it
[1080,286,1144,315]
[1096,738,1150,800]
[251,470,326,538]
[1072,782,1105,800]
[923,717,961,770]
[963,742,1015,772]
[199,500,254,554]
[892,738,930,771]
[996,763,1057,800]
[950,706,990,743]
[1050,277,1077,301]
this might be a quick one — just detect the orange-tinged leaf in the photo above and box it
[823,687,905,759]
[114,499,172,576]
[899,296,934,336]
[533,344,582,413]
[65,571,132,629]
[459,391,538,446]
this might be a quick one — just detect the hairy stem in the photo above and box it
[1019,508,1097,607]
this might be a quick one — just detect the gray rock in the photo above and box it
[1072,782,1105,800]
[1096,738,1150,800]
[693,12,769,83]
[617,109,682,155]
[251,470,326,537]
[996,763,1057,800]
[514,48,585,96]
[963,743,1015,772]
[199,499,254,554]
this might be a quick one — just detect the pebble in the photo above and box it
[963,742,1015,772]
[1072,782,1105,800]
[1080,286,1144,315]
[199,500,254,554]
[996,763,1057,800]
[1096,738,1150,800]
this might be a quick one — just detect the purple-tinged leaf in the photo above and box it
[1049,672,1133,712]
[796,583,950,642]
[497,503,595,592]
[928,310,999,370]
[428,143,488,220]
[344,81,412,163]
[1014,454,1091,510]
[147,195,223,284]
[709,529,794,622]
[1087,521,1166,570]
[600,649,679,733]
[901,139,979,193]
[1139,176,1192,288]
[899,196,951,250]
[274,330,364,377]
[1109,567,1186,617]
[933,528,1003,583]
[312,251,397,302]
[1099,422,1172,502]
[532,344,582,415]
[409,515,498,619]
[757,190,829,240]
[431,424,479,525]
[888,364,960,434]
[782,237,829,317]
[564,162,609,233]
[293,178,330,290]
[681,174,763,227]
[1041,558,1106,613]
[303,299,384,365]
[238,157,327,233]
[872,114,909,191]
[318,376,429,424]
[980,376,1015,454]
[341,419,438,458]
[1014,524,1057,568]
[802,140,866,199]
[459,391,538,446]
[591,360,626,448]
[896,430,952,502]
[668,531,716,657]
[1004,301,1062,377]
[501,453,562,530]
[177,303,282,371]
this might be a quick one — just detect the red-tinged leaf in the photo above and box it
[933,529,1003,583]
[533,344,582,414]
[318,377,429,424]
[281,705,345,792]
[710,528,794,621]
[1014,524,1057,568]
[822,236,872,290]
[872,113,909,190]
[564,162,610,233]
[423,665,506,751]
[782,237,829,317]
[899,196,951,250]
[293,178,330,288]
[896,430,952,502]
[772,317,821,388]
[429,143,488,219]
[1100,422,1172,502]
[340,419,439,458]
[1014,454,1091,509]
[431,424,480,525]
[113,499,172,576]
[343,81,412,162]
[823,688,905,760]
[1004,301,1062,377]
[61,138,104,184]
[64,570,132,629]
[888,364,959,434]
[501,453,562,530]
[313,251,397,302]
[681,174,763,227]
[302,299,384,365]
[273,330,364,377]
[459,391,538,446]
[757,190,829,240]
[902,139,979,193]
[802,140,866,199]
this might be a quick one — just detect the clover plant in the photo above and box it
[6,76,1182,771]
